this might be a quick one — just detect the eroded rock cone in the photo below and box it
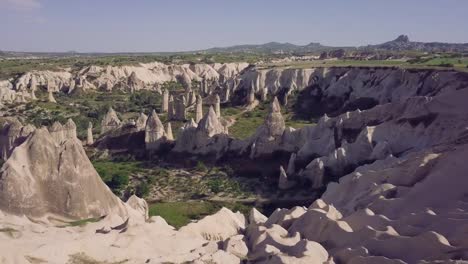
[48,90,57,103]
[247,88,255,105]
[128,72,144,92]
[30,89,37,100]
[174,95,187,121]
[0,127,127,219]
[145,110,165,149]
[214,94,221,118]
[168,95,175,120]
[86,122,94,145]
[136,112,148,131]
[197,106,225,137]
[101,107,121,134]
[196,95,203,123]
[64,118,77,140]
[278,165,294,190]
[165,122,174,141]
[255,97,285,141]
[162,89,169,113]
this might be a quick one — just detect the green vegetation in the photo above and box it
[148,164,257,201]
[263,55,468,72]
[92,161,143,193]
[135,181,150,198]
[68,252,129,264]
[0,52,263,80]
[195,161,208,172]
[0,227,20,238]
[148,201,251,229]
[226,99,315,139]
[68,217,102,227]
[2,89,164,139]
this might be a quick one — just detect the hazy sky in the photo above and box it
[1,0,468,52]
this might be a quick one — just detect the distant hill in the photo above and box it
[2,35,467,58]
[365,35,468,53]
[202,35,468,54]
[202,41,344,54]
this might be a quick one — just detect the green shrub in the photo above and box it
[438,63,454,67]
[108,173,129,190]
[195,161,207,172]
[136,181,150,198]
[207,178,223,194]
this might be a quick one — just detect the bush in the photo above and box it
[136,181,150,198]
[438,63,454,67]
[195,161,207,172]
[108,172,129,190]
[207,178,223,194]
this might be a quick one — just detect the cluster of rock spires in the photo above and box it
[0,62,249,105]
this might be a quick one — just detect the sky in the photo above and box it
[1,0,468,53]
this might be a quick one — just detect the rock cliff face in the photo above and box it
[0,120,35,160]
[234,67,468,117]
[0,121,127,219]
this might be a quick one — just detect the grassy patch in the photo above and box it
[92,160,143,193]
[148,201,251,229]
[227,99,314,139]
[0,227,20,238]
[68,252,129,264]
[68,217,102,227]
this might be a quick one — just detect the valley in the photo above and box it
[1,34,468,263]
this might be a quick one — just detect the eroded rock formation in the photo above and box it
[145,110,165,149]
[101,107,121,134]
[86,122,94,145]
[0,122,127,219]
[196,94,203,123]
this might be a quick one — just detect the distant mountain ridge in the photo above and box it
[203,41,334,54]
[367,35,468,52]
[201,35,468,54]
[2,35,467,58]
